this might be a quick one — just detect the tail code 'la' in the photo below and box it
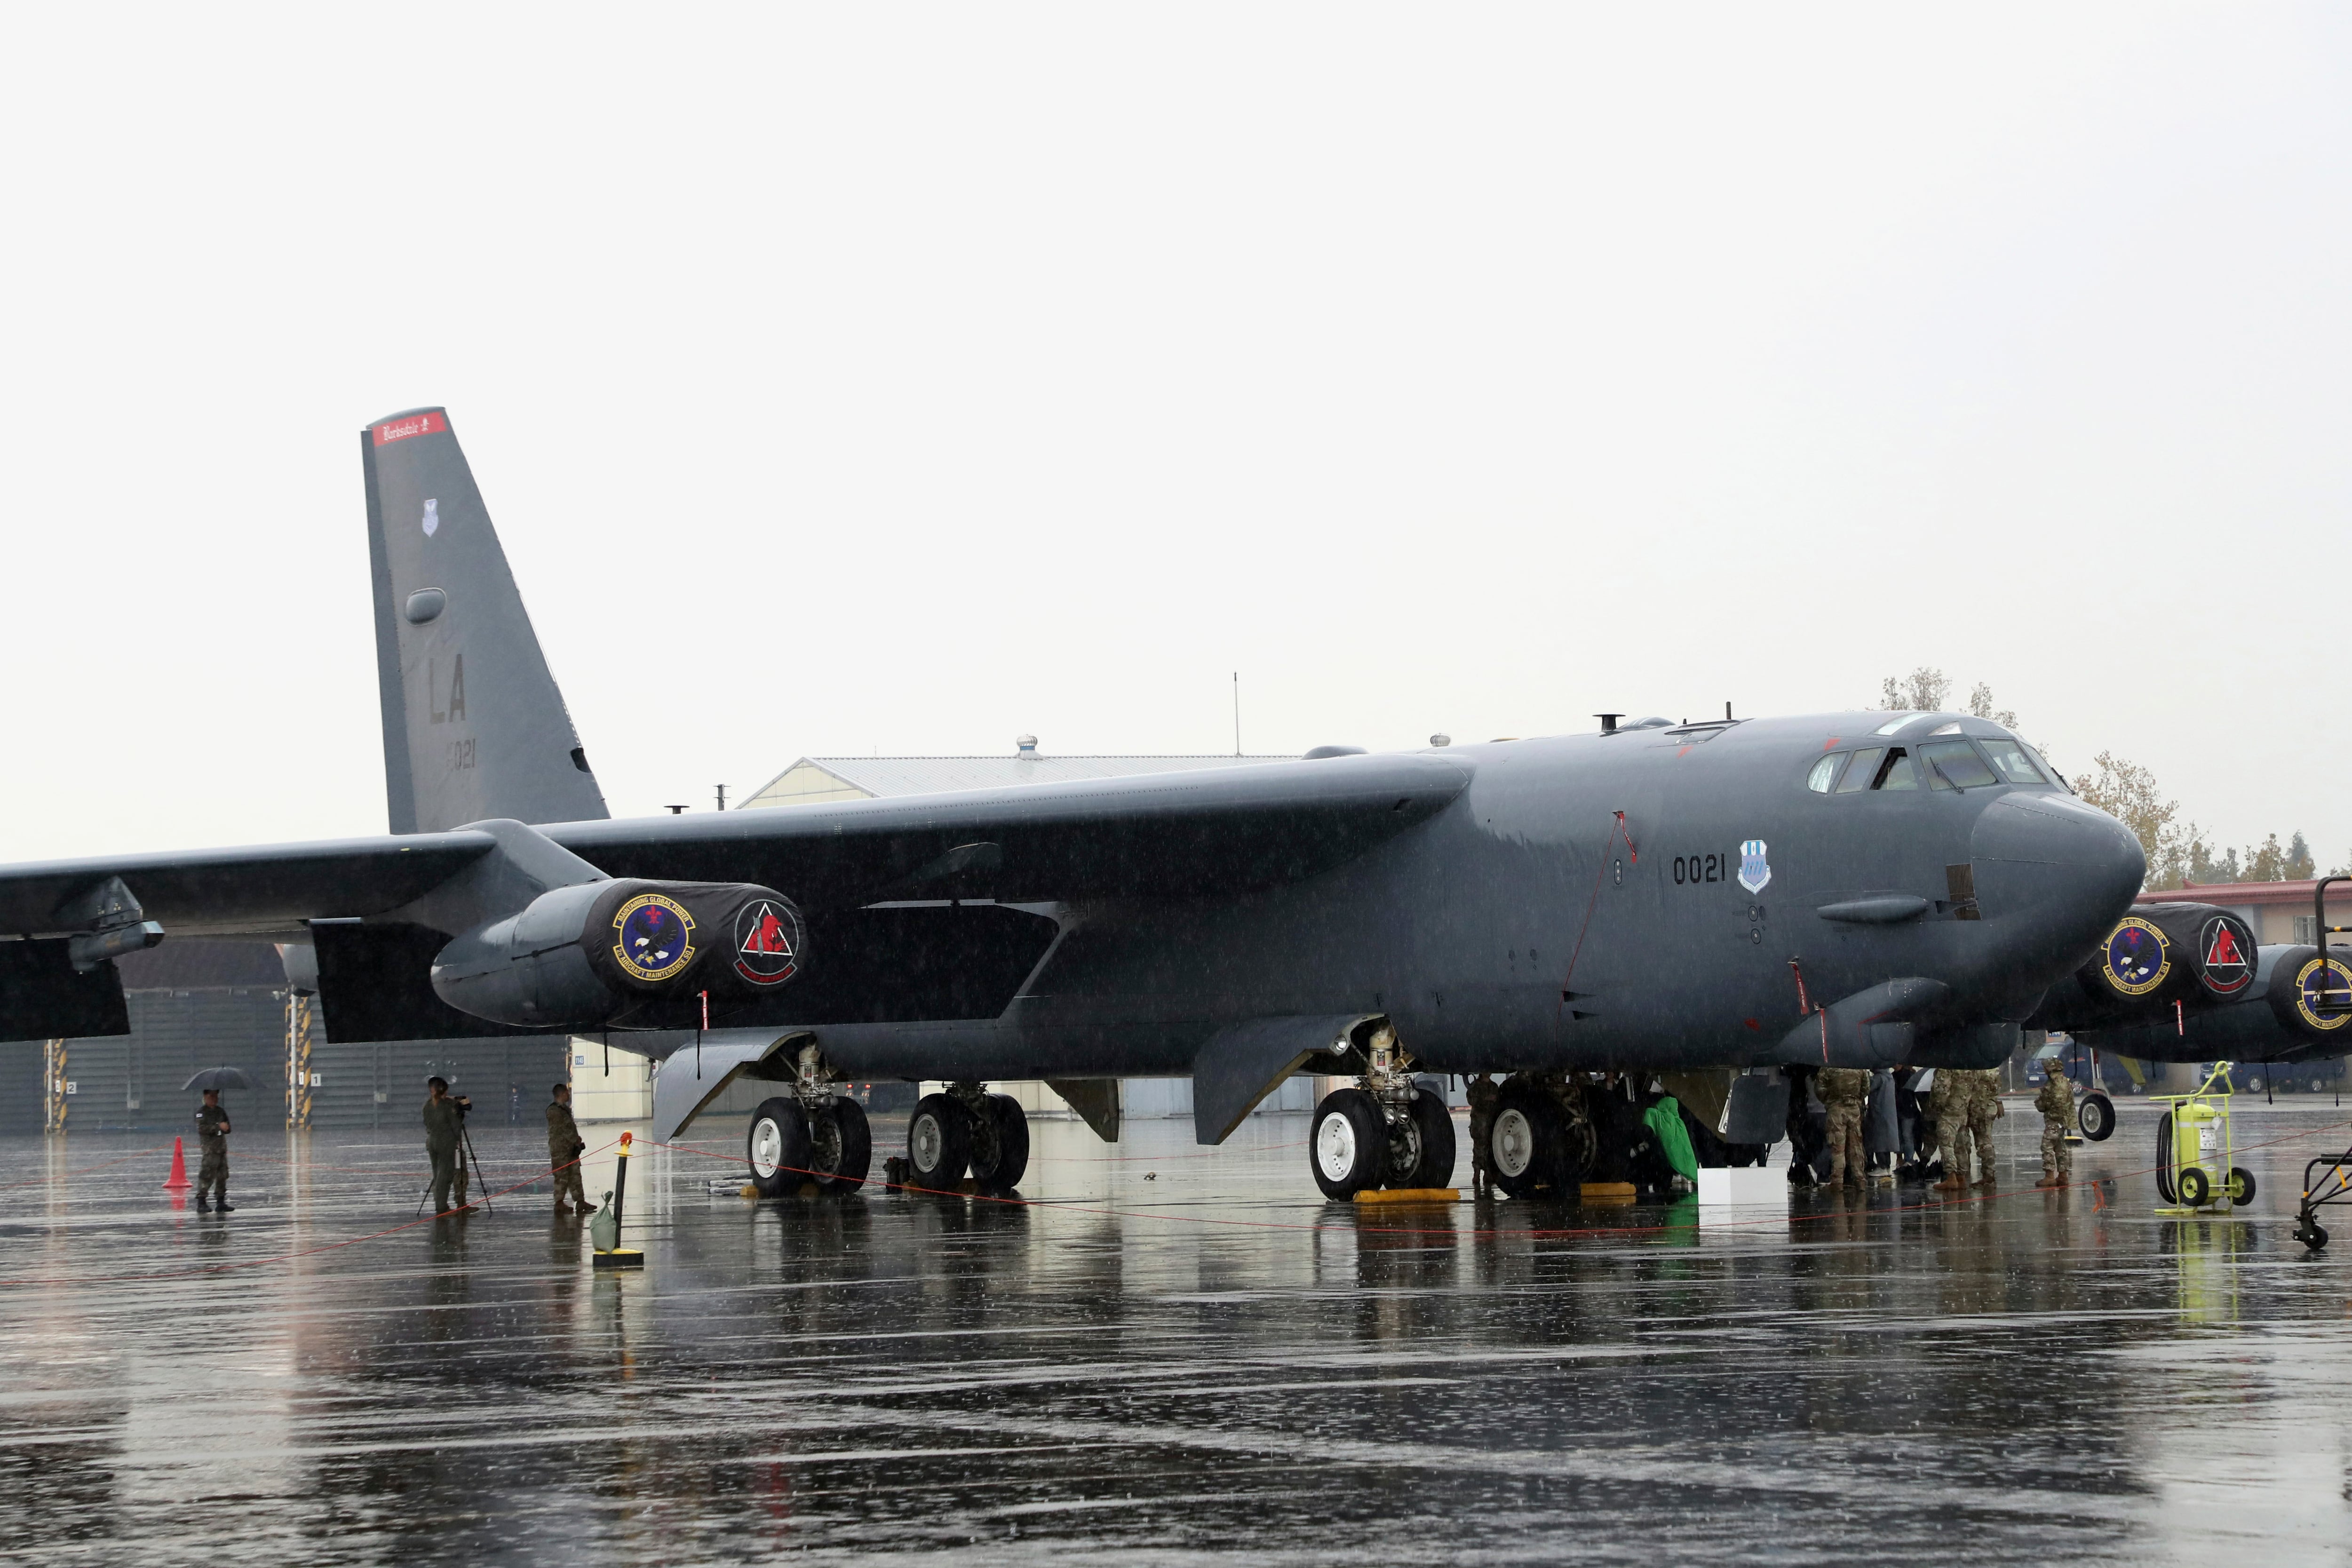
[360,407,609,834]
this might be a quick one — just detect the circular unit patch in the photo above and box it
[2098,916,2171,997]
[732,898,804,987]
[2294,956,2352,1032]
[2194,913,2257,996]
[612,892,696,983]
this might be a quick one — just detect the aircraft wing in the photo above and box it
[555,750,1471,909]
[0,830,499,938]
[0,752,1469,938]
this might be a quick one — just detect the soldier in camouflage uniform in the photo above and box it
[1818,1066,1869,1189]
[194,1088,233,1214]
[2035,1060,2076,1187]
[1465,1074,1500,1196]
[1931,1069,1969,1193]
[548,1082,589,1215]
[1963,1067,2002,1187]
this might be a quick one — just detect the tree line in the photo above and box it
[1874,667,2334,891]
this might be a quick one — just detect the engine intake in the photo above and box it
[430,879,806,1029]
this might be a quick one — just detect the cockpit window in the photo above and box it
[2024,743,2070,793]
[1979,739,2046,786]
[1920,740,1999,789]
[1872,715,1915,736]
[1805,755,1840,793]
[1835,748,1883,793]
[1876,748,1921,790]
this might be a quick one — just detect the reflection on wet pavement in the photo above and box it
[5,1100,2352,1562]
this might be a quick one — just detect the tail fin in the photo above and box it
[360,408,610,834]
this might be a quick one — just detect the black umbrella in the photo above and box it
[183,1067,255,1093]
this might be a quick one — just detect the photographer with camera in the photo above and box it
[423,1076,473,1215]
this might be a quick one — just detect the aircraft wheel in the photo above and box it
[971,1094,1030,1190]
[809,1098,873,1194]
[1401,1086,1456,1188]
[1488,1081,1563,1199]
[747,1096,813,1199]
[2078,1092,2115,1143]
[2228,1166,2256,1205]
[2178,1165,2211,1207]
[1310,1089,1386,1199]
[907,1094,973,1191]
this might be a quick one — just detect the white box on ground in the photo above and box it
[1697,1167,1786,1205]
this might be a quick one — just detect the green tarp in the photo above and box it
[1643,1096,1700,1183]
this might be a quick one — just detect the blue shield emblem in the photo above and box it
[1738,839,1771,894]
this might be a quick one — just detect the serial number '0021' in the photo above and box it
[1673,852,1735,886]
[447,738,476,772]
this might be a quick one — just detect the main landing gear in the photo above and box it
[1483,1074,1598,1199]
[746,1043,874,1199]
[904,1081,1031,1193]
[1309,1026,1457,1198]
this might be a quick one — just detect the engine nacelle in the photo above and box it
[2074,902,2259,1014]
[2264,944,2352,1044]
[430,878,806,1029]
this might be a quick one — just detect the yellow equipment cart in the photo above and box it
[2153,1062,2255,1216]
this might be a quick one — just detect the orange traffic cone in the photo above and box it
[162,1137,191,1190]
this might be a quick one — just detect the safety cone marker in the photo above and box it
[162,1137,191,1190]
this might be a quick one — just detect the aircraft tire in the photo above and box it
[1310,1089,1386,1199]
[1488,1081,1563,1199]
[2077,1092,2115,1142]
[747,1096,814,1199]
[1401,1086,1456,1188]
[810,1098,873,1194]
[972,1094,1030,1190]
[908,1094,973,1192]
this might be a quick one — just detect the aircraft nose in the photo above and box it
[1968,792,2145,982]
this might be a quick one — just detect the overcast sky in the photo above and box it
[2,6,2346,865]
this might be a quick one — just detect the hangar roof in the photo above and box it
[742,753,1295,808]
[2141,878,2352,908]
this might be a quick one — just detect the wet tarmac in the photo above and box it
[6,1096,2352,1563]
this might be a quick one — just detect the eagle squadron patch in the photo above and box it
[612,892,695,982]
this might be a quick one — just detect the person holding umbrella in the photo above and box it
[195,1088,231,1212]
[181,1067,253,1213]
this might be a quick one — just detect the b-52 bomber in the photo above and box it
[0,409,2148,1204]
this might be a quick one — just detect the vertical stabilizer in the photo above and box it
[361,408,609,834]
